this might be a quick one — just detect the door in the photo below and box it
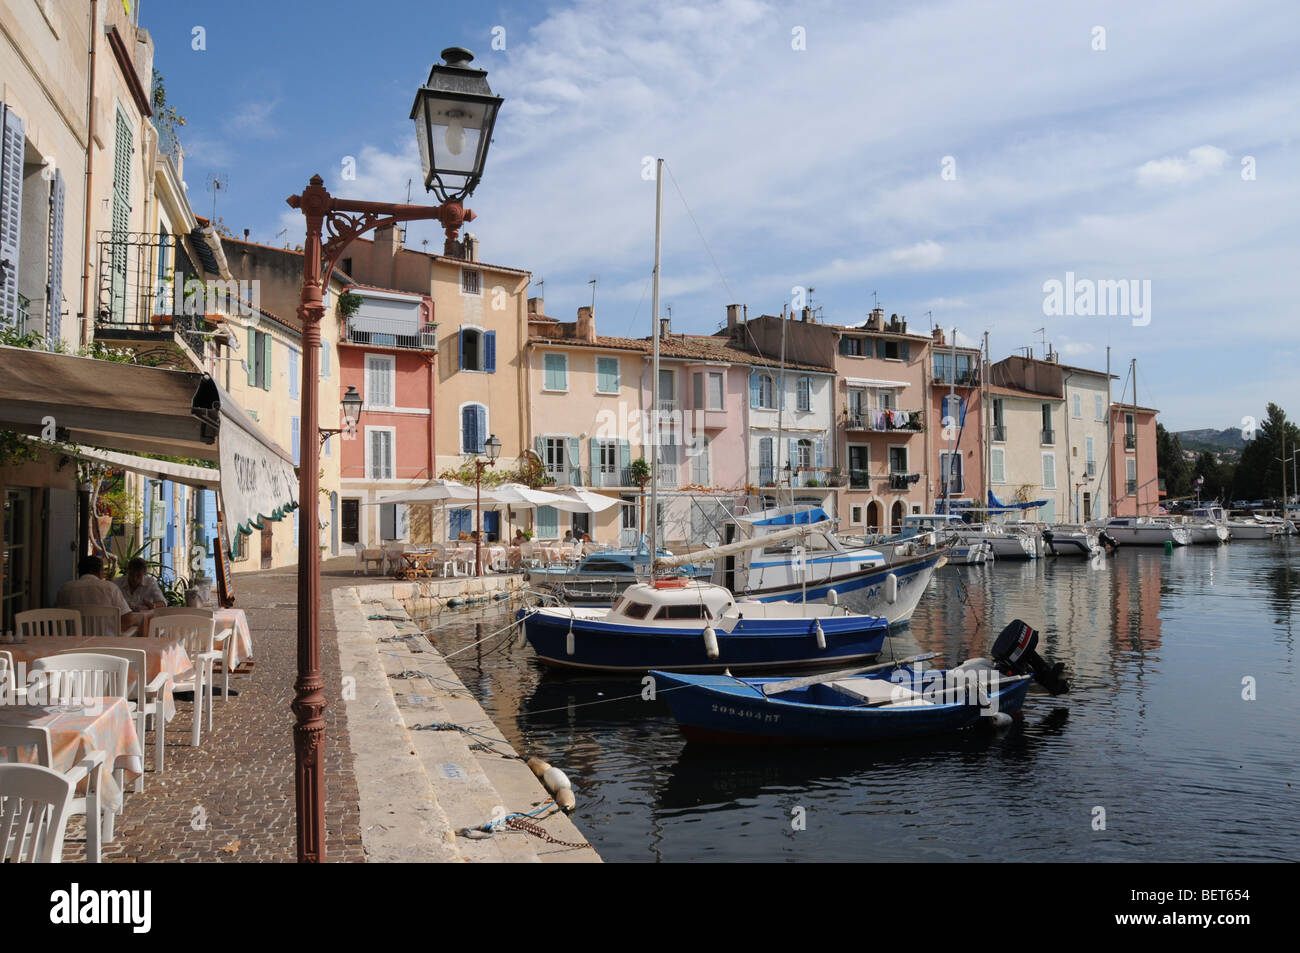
[260,524,273,569]
[867,501,882,533]
[483,510,501,542]
[2,488,34,631]
[1083,492,1092,522]
[42,488,77,607]
[890,500,906,534]
[341,499,359,545]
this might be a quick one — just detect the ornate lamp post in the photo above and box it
[474,434,502,576]
[285,47,501,863]
[319,385,363,445]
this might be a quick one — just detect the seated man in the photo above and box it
[56,554,132,615]
[511,529,526,546]
[115,557,168,611]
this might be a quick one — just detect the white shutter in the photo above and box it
[991,449,1005,484]
[0,104,25,327]
[46,169,65,343]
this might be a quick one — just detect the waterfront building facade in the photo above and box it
[1110,402,1161,516]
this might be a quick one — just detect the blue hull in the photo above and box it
[520,609,889,672]
[652,669,1031,743]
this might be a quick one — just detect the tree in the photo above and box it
[628,457,651,534]
[1233,403,1300,501]
[1156,424,1194,500]
[1193,451,1234,503]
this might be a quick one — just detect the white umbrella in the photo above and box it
[371,479,481,505]
[549,485,620,513]
[489,482,568,509]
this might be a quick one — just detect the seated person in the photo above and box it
[115,557,168,611]
[56,554,132,615]
[581,533,593,543]
[511,529,526,546]
[563,530,576,543]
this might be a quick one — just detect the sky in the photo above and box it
[142,0,1300,432]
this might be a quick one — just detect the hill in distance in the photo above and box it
[1176,427,1247,455]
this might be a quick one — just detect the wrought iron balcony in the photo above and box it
[1041,429,1055,445]
[844,408,923,433]
[345,320,438,351]
[849,468,871,489]
[1125,433,1137,450]
[991,425,1007,442]
[889,472,919,491]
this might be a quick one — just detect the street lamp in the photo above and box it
[474,434,502,576]
[319,385,363,445]
[285,47,501,863]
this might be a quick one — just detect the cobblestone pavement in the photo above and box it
[61,559,368,862]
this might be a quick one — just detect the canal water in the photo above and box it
[417,541,1300,862]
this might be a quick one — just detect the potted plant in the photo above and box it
[826,468,845,487]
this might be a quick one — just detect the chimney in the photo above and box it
[867,307,885,330]
[373,224,401,286]
[726,303,742,331]
[463,233,477,262]
[800,307,812,322]
[659,316,671,338]
[931,327,945,346]
[576,306,595,343]
[528,296,544,316]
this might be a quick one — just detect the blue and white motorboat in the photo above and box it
[519,577,890,673]
[652,618,1069,743]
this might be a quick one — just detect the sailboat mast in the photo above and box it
[649,157,664,565]
[944,327,956,514]
[982,329,990,518]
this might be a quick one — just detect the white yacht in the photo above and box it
[1180,506,1231,544]
[1041,523,1101,557]
[1093,517,1191,546]
[1225,511,1284,539]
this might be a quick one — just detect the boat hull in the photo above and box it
[520,609,889,673]
[653,670,1031,743]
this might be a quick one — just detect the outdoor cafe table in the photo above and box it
[3,635,192,721]
[0,697,142,812]
[134,606,254,670]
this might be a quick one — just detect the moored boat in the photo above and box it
[1092,517,1191,546]
[519,578,889,672]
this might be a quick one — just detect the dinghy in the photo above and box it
[653,619,1069,743]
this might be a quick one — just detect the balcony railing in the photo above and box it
[1086,461,1096,477]
[845,409,923,433]
[1125,433,1137,450]
[849,468,871,489]
[345,321,438,351]
[15,293,29,336]
[749,467,833,489]
[991,424,1007,442]
[1041,429,1055,445]
[94,230,215,357]
[1126,478,1138,494]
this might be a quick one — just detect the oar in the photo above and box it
[760,653,942,696]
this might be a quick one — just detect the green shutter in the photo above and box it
[247,328,257,386]
[262,333,273,390]
[589,439,600,488]
[568,436,581,486]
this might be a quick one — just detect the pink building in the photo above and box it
[1110,403,1161,515]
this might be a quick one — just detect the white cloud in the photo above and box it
[889,240,944,269]
[1136,145,1230,186]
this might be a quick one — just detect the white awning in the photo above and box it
[190,376,299,540]
[844,377,910,389]
[69,444,220,489]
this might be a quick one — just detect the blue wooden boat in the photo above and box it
[651,619,1069,743]
[519,578,889,672]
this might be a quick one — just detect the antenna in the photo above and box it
[925,310,933,331]
[1034,327,1047,358]
[588,276,597,314]
[405,179,412,204]
[275,227,288,247]
[204,173,229,222]
[872,290,879,310]
[535,278,545,298]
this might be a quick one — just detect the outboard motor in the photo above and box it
[1098,530,1119,554]
[1041,527,1056,556]
[992,619,1069,695]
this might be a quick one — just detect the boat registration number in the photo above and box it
[711,703,782,723]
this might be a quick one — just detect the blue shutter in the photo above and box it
[749,370,760,408]
[815,439,825,470]
[291,416,300,466]
[788,439,797,475]
[462,405,478,453]
[46,169,65,343]
[289,348,299,399]
[458,326,464,369]
[0,104,26,327]
[247,329,257,386]
[485,330,496,372]
[534,435,544,463]
[537,505,558,539]
[759,437,773,483]
[476,406,488,454]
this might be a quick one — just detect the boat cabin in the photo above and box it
[608,581,736,626]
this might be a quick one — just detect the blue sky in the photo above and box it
[145,0,1300,432]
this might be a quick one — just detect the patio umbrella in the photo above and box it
[549,486,620,513]
[371,479,481,505]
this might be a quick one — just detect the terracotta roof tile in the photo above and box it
[527,333,833,371]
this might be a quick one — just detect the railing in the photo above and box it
[151,115,183,174]
[94,230,213,357]
[1041,429,1055,445]
[345,321,438,351]
[748,467,832,490]
[845,409,923,432]
[1087,461,1096,477]
[15,293,29,335]
[1125,433,1137,450]
[849,468,871,489]
[991,424,1007,442]
[1126,478,1138,494]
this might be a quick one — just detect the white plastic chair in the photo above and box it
[0,726,106,862]
[15,609,82,639]
[150,609,239,705]
[58,646,167,791]
[147,615,218,746]
[0,650,12,700]
[73,606,135,638]
[0,762,76,863]
[30,652,131,705]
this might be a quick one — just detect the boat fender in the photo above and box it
[990,711,1013,729]
[566,626,575,657]
[527,756,551,778]
[703,626,720,660]
[813,620,826,650]
[825,588,838,606]
[884,573,898,604]
[542,765,571,795]
[516,616,530,649]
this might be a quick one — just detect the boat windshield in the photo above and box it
[654,604,712,620]
[622,601,652,619]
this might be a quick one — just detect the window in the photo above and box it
[878,339,907,361]
[851,505,863,524]
[1042,452,1056,490]
[691,435,711,486]
[543,352,568,391]
[461,404,488,454]
[458,326,495,372]
[659,369,675,406]
[992,398,1006,440]
[758,436,774,483]
[323,434,331,458]
[543,437,567,480]
[1072,393,1081,418]
[365,354,394,409]
[1086,436,1095,476]
[848,445,869,488]
[655,604,710,621]
[366,428,394,479]
[596,356,620,394]
[623,600,652,620]
[246,328,272,390]
[991,448,1006,484]
[839,337,865,356]
[796,438,813,470]
[380,503,408,541]
[448,508,473,539]
[708,372,724,409]
[940,451,963,492]
[596,439,620,480]
[289,348,299,400]
[1041,403,1054,444]
[942,394,963,425]
[749,371,776,409]
[461,268,481,295]
[1095,394,1105,421]
[889,446,908,473]
[847,389,866,420]
[878,389,895,411]
[1126,457,1137,493]
[796,376,811,412]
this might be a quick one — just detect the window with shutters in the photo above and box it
[1073,393,1082,418]
[752,372,775,409]
[796,377,811,412]
[991,448,1006,484]
[691,436,710,486]
[543,352,568,391]
[45,169,65,343]
[291,417,300,467]
[1042,452,1057,490]
[543,436,566,480]
[1095,394,1105,421]
[839,336,864,356]
[365,354,394,409]
[246,329,272,390]
[940,451,963,493]
[366,427,395,479]
[596,439,619,479]
[596,357,620,394]
[0,104,26,327]
[108,107,131,324]
[708,372,724,409]
[461,403,488,454]
[461,268,481,295]
[289,348,300,400]
[536,505,559,539]
[458,326,493,372]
